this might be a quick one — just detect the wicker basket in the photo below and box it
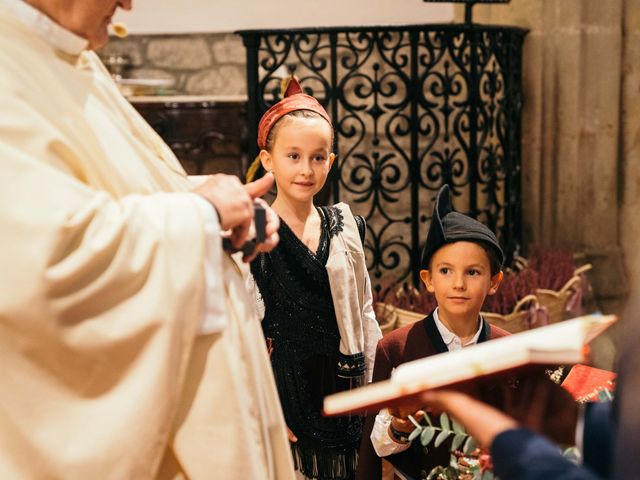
[483,294,549,334]
[375,302,398,335]
[536,264,592,324]
[395,306,427,329]
[375,302,426,335]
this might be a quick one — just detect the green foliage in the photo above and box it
[451,433,466,451]
[434,429,450,448]
[421,426,437,446]
[408,411,495,480]
[463,436,478,455]
[440,412,451,431]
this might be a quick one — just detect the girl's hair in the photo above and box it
[263,109,334,152]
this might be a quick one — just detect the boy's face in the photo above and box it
[259,117,334,205]
[420,241,502,324]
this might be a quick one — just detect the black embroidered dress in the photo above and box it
[251,206,364,480]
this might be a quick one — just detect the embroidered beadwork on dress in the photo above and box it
[324,206,344,238]
[250,206,361,480]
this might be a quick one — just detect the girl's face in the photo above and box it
[420,241,502,325]
[260,116,335,205]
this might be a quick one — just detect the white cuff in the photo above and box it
[371,409,412,457]
[192,193,227,335]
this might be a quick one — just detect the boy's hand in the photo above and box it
[390,409,425,434]
[388,398,426,419]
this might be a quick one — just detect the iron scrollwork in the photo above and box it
[239,23,527,291]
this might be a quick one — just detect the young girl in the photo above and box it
[248,78,383,480]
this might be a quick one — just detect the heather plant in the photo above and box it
[482,267,539,315]
[376,246,583,317]
[527,246,576,291]
[375,278,438,314]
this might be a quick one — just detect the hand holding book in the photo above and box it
[324,313,616,416]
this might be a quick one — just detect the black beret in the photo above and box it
[420,185,504,269]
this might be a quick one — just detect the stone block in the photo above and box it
[185,66,247,95]
[211,34,246,64]
[147,37,212,70]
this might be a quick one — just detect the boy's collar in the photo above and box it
[432,308,483,350]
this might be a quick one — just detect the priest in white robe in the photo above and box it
[0,0,295,478]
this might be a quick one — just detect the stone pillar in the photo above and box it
[620,0,640,312]
[458,0,631,317]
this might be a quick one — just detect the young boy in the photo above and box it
[355,185,576,480]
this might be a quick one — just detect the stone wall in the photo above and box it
[460,0,638,320]
[98,33,247,96]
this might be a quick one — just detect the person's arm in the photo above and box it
[356,341,394,480]
[191,194,227,334]
[370,409,413,457]
[193,172,279,258]
[362,273,383,383]
[192,173,278,333]
[491,428,601,480]
[420,390,517,447]
[420,390,602,480]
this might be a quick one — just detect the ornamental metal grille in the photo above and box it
[238,24,527,290]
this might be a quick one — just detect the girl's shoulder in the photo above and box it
[318,205,344,239]
[326,203,366,244]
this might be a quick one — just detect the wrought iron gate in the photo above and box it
[238,23,527,290]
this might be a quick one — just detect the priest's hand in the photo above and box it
[194,173,278,252]
[243,172,279,254]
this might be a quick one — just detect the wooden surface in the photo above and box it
[132,98,248,178]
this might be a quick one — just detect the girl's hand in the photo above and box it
[287,426,298,443]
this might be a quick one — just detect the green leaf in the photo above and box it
[450,417,465,434]
[463,435,478,455]
[420,426,437,446]
[434,429,450,448]
[408,414,423,429]
[451,432,466,451]
[408,427,422,442]
[440,412,451,431]
[424,411,434,427]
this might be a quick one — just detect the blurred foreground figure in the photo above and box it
[0,0,295,478]
[418,310,639,480]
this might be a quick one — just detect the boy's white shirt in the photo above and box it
[371,307,483,461]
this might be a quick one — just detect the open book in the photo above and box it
[324,313,616,416]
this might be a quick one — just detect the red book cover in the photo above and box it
[561,364,616,402]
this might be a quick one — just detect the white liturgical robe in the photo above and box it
[0,1,295,479]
